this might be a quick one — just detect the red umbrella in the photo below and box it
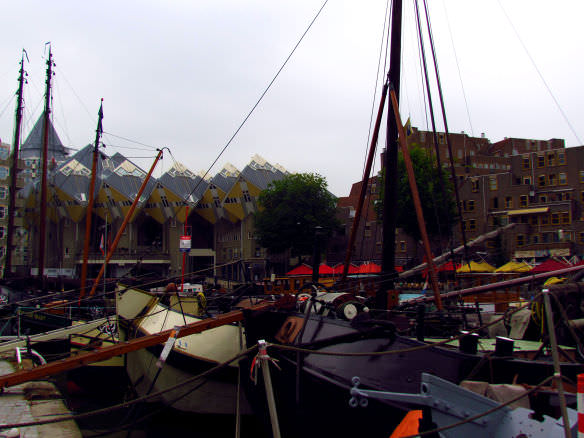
[530,258,570,274]
[286,263,313,276]
[358,262,381,274]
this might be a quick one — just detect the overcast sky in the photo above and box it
[1,1,582,196]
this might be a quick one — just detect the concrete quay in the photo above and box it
[0,357,81,438]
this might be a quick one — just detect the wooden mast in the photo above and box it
[378,0,402,309]
[341,81,389,281]
[86,148,164,298]
[38,47,54,287]
[79,100,104,298]
[5,50,27,277]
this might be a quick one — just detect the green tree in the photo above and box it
[254,173,339,255]
[376,145,458,241]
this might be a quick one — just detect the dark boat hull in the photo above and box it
[242,309,583,438]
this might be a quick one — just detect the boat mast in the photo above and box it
[5,50,27,277]
[38,47,54,286]
[378,0,402,309]
[80,100,104,298]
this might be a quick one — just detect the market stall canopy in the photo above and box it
[456,261,496,273]
[286,264,313,276]
[495,261,533,273]
[530,258,570,274]
[317,264,334,275]
[332,264,360,274]
[358,262,381,274]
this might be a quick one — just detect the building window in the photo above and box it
[561,212,571,225]
[558,151,566,164]
[521,155,530,169]
[538,175,546,187]
[505,196,513,208]
[491,197,499,209]
[471,179,479,193]
[548,174,556,186]
[519,195,528,207]
[0,205,5,219]
[547,153,556,166]
[559,173,567,185]
[0,186,6,200]
[532,234,539,244]
[537,155,545,168]
[463,200,475,212]
[523,176,532,185]
[551,213,560,225]
[539,195,548,203]
[541,215,549,225]
[0,226,5,239]
[530,216,538,225]
[399,241,407,251]
[468,219,476,231]
[489,176,498,191]
[0,167,8,180]
[516,235,525,247]
[580,232,584,243]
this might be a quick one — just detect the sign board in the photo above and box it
[179,235,191,253]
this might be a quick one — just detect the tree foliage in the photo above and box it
[254,173,339,255]
[376,144,458,241]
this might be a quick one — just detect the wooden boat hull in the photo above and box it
[117,285,252,415]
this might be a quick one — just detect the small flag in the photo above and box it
[404,117,412,137]
[99,234,105,256]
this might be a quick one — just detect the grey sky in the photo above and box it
[1,1,582,197]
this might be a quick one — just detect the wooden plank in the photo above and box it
[0,302,273,390]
